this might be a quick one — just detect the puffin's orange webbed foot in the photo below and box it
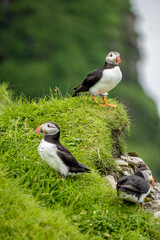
[100,103,117,108]
[100,96,117,108]
[57,174,65,181]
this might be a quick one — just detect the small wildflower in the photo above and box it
[54,87,58,92]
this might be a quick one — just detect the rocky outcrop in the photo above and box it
[106,154,160,217]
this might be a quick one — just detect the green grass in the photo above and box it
[0,169,93,240]
[0,93,160,239]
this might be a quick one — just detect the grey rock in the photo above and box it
[106,175,117,189]
[116,159,128,166]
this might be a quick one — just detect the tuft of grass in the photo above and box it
[0,83,13,105]
[0,94,160,239]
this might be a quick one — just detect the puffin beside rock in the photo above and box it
[35,121,91,178]
[116,168,155,207]
[72,51,122,107]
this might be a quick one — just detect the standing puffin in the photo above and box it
[116,168,155,207]
[72,51,122,107]
[35,121,90,178]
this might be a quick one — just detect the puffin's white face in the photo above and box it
[141,169,155,186]
[105,51,121,65]
[35,122,60,135]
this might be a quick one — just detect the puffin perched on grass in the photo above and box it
[35,121,90,178]
[72,51,122,107]
[116,168,155,207]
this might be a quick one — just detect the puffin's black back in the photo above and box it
[116,174,150,198]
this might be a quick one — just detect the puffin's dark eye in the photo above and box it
[47,124,50,128]
[110,54,112,57]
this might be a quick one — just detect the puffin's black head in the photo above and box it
[134,168,155,186]
[35,121,60,136]
[105,51,121,65]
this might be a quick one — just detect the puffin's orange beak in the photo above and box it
[149,177,155,187]
[35,125,44,134]
[116,55,121,64]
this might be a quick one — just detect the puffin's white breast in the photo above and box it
[118,188,150,204]
[38,139,68,176]
[138,188,150,203]
[118,191,138,203]
[89,66,122,95]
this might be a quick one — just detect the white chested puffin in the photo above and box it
[35,121,91,178]
[72,51,122,107]
[116,168,155,207]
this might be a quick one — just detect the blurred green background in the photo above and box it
[0,0,160,179]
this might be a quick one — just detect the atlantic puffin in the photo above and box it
[72,51,122,107]
[116,168,155,207]
[35,121,91,178]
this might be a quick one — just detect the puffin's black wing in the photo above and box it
[72,67,104,96]
[116,176,129,190]
[56,144,91,174]
[117,175,150,196]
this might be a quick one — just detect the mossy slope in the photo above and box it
[0,95,160,239]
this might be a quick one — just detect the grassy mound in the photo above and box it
[0,94,160,239]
